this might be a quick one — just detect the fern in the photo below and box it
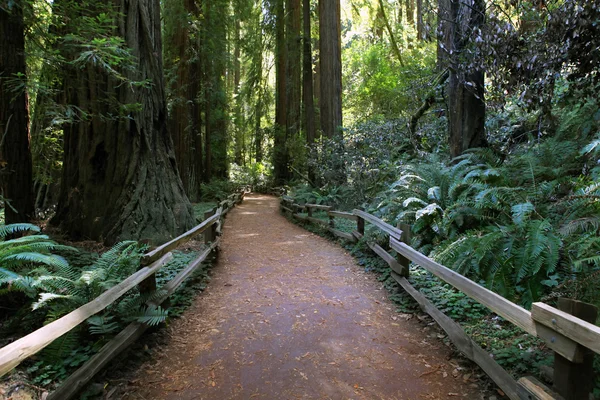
[132,306,169,326]
[0,223,40,238]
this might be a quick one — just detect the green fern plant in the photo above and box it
[0,223,77,299]
[31,241,169,334]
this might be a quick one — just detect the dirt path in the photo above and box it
[123,194,483,400]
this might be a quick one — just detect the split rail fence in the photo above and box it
[0,189,246,399]
[281,196,600,400]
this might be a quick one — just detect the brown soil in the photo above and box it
[121,194,485,400]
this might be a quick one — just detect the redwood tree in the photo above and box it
[53,0,195,244]
[163,0,203,201]
[0,0,34,224]
[273,0,289,183]
[318,0,343,139]
[444,0,487,158]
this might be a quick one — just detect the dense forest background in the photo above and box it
[1,0,600,396]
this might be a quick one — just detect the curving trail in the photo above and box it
[123,194,483,400]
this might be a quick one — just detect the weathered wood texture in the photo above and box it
[48,240,220,400]
[365,241,407,276]
[547,299,597,400]
[327,228,356,242]
[143,212,220,265]
[353,209,402,239]
[328,210,358,221]
[390,272,519,400]
[390,237,536,335]
[305,203,332,211]
[0,253,173,377]
[390,237,583,362]
[532,302,600,356]
[517,376,564,400]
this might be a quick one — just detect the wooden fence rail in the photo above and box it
[0,188,246,399]
[280,198,599,400]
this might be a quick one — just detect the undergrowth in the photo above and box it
[285,203,599,396]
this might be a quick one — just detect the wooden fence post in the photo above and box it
[396,223,411,278]
[552,298,597,400]
[329,212,335,228]
[357,215,365,236]
[307,206,313,218]
[204,208,217,244]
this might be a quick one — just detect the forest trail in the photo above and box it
[122,194,483,399]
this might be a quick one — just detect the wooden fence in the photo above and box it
[280,197,600,400]
[0,189,245,399]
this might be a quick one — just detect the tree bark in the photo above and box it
[302,0,316,181]
[318,0,343,138]
[0,0,34,224]
[53,0,195,244]
[233,12,244,166]
[274,0,289,183]
[202,0,229,180]
[445,0,487,158]
[416,0,424,40]
[164,0,196,198]
[286,0,301,143]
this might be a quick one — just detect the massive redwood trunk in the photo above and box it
[0,0,34,224]
[318,0,343,139]
[53,0,195,244]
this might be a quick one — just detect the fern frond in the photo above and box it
[32,293,77,310]
[134,306,169,326]
[0,223,40,239]
[87,315,120,335]
[2,252,69,271]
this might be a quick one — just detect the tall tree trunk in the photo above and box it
[233,15,243,166]
[286,0,301,145]
[0,0,34,224]
[318,0,343,139]
[53,0,194,244]
[203,0,229,180]
[164,0,193,196]
[416,0,424,40]
[302,0,316,181]
[188,0,203,199]
[437,0,451,70]
[406,0,415,28]
[445,0,487,158]
[274,0,289,183]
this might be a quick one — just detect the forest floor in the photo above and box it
[110,194,486,399]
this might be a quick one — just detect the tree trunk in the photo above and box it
[416,0,424,40]
[53,0,195,244]
[274,0,289,184]
[303,0,316,178]
[318,0,343,139]
[445,0,487,158]
[233,15,243,166]
[0,0,34,224]
[188,0,203,199]
[202,0,229,180]
[406,0,415,28]
[286,0,301,145]
[164,0,194,197]
[437,0,451,70]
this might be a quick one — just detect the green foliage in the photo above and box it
[200,179,239,201]
[230,161,273,191]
